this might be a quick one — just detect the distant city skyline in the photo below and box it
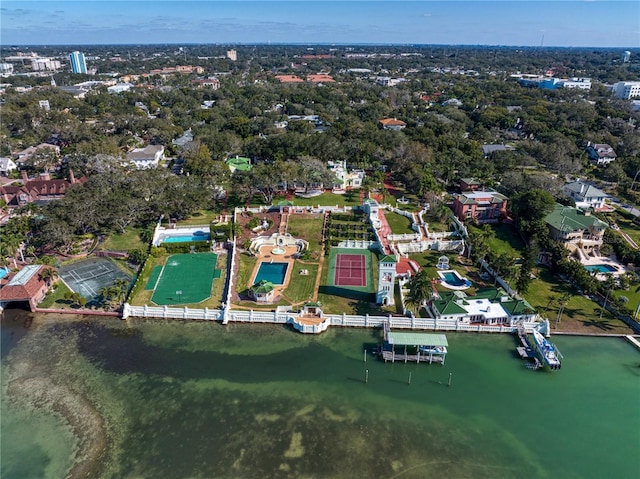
[1,1,639,48]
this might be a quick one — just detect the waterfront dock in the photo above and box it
[516,323,542,370]
[380,322,448,365]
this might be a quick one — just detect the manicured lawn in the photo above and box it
[409,251,485,295]
[100,228,146,251]
[384,211,415,235]
[601,208,640,245]
[468,223,525,258]
[286,215,325,257]
[526,268,634,334]
[235,252,258,294]
[38,281,73,309]
[282,261,319,304]
[128,255,166,306]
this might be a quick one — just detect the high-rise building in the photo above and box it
[622,51,631,63]
[69,51,87,74]
[226,49,237,61]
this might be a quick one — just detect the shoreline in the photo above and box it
[4,318,108,479]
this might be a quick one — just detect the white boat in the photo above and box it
[531,330,562,370]
[419,345,448,355]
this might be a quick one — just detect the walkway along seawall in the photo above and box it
[122,303,542,335]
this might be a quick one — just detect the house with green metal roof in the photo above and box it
[544,203,607,252]
[249,280,275,302]
[428,287,536,326]
[452,190,508,224]
[225,156,253,174]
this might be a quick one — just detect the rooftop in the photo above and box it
[545,203,608,233]
[7,265,40,286]
[387,332,448,347]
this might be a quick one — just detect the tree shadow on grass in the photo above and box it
[578,318,616,331]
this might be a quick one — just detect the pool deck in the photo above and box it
[579,256,626,278]
[248,245,299,298]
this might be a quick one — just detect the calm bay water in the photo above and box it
[1,310,639,479]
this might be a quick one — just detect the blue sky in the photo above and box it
[1,1,638,47]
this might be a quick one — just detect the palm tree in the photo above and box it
[405,270,433,314]
[38,267,58,287]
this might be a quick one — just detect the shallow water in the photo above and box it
[1,311,639,478]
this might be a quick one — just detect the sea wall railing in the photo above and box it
[122,303,541,334]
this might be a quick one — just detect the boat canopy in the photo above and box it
[387,332,448,347]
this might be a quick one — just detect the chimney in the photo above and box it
[21,170,28,182]
[69,169,75,183]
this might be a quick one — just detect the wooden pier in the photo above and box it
[516,323,542,370]
[381,350,445,364]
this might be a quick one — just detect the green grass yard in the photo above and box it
[286,215,325,257]
[468,223,526,258]
[99,227,146,251]
[384,211,415,235]
[38,281,74,309]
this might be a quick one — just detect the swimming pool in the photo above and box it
[584,264,617,273]
[254,262,288,285]
[0,268,9,280]
[163,232,211,243]
[437,270,472,290]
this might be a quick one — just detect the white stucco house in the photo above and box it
[126,145,165,169]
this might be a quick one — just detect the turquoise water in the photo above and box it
[585,264,617,273]
[163,232,210,243]
[255,262,288,285]
[441,270,471,287]
[0,268,8,280]
[1,311,639,478]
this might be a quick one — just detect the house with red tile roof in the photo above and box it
[275,75,304,83]
[379,118,407,130]
[307,74,335,83]
[0,265,51,311]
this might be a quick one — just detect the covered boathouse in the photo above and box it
[381,326,449,365]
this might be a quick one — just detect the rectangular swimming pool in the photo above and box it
[584,264,617,273]
[163,233,211,243]
[254,262,288,285]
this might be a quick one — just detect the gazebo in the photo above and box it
[249,280,275,303]
[436,256,450,270]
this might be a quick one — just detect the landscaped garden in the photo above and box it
[325,211,375,246]
[385,211,416,235]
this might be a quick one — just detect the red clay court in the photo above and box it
[334,253,367,287]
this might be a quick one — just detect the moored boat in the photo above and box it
[531,330,562,370]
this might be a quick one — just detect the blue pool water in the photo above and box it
[163,232,210,243]
[441,271,471,287]
[0,268,8,280]
[254,262,288,285]
[585,264,617,273]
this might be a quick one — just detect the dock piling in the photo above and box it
[448,372,452,387]
[408,371,412,385]
[365,369,369,384]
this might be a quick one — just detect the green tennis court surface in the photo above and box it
[145,266,162,290]
[151,253,218,305]
[326,248,374,293]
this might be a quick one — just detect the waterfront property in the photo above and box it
[544,203,607,256]
[58,257,131,304]
[0,265,51,311]
[428,288,537,326]
[148,253,219,305]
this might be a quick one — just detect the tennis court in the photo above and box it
[326,248,374,294]
[334,254,367,287]
[59,257,131,302]
[151,253,218,305]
